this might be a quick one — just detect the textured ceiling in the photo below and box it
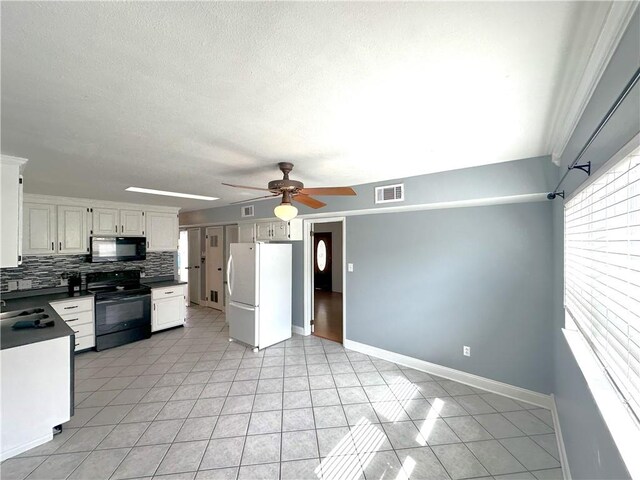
[1,2,607,210]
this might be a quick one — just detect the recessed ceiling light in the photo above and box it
[126,187,218,201]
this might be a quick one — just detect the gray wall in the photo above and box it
[314,222,343,293]
[181,155,555,335]
[180,155,556,226]
[551,8,639,479]
[346,202,553,393]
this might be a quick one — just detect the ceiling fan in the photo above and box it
[222,162,356,221]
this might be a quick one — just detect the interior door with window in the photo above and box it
[187,228,201,305]
[314,232,332,291]
[206,226,224,310]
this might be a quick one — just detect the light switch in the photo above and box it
[347,263,354,272]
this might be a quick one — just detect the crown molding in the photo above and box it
[23,193,180,214]
[546,1,639,166]
[0,154,29,168]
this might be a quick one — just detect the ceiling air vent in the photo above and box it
[241,205,255,218]
[375,183,404,204]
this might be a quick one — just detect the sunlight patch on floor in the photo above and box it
[316,418,387,480]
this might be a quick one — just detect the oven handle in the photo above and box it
[96,294,150,305]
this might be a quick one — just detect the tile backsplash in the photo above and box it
[0,252,176,292]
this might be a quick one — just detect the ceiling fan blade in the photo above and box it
[222,182,272,192]
[230,194,280,205]
[299,187,356,196]
[293,194,327,209]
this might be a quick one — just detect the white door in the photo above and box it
[271,221,288,240]
[147,212,178,251]
[57,205,88,254]
[120,210,144,236]
[187,228,201,305]
[23,203,56,255]
[178,230,189,285]
[224,225,239,307]
[153,296,183,332]
[206,227,224,311]
[228,243,257,306]
[92,208,119,235]
[228,302,258,347]
[255,222,272,241]
[238,223,255,243]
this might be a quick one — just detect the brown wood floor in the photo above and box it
[313,290,343,343]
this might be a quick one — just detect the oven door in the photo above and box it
[95,294,151,336]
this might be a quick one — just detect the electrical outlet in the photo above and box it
[348,263,354,272]
[18,279,32,290]
[7,280,18,291]
[463,346,471,357]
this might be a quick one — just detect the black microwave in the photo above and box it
[90,237,146,262]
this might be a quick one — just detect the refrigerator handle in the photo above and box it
[226,254,233,297]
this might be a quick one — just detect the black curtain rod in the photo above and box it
[548,65,640,200]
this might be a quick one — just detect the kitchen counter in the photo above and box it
[143,279,187,288]
[2,290,94,312]
[1,304,74,350]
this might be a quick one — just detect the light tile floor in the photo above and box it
[1,306,563,480]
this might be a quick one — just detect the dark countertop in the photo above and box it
[1,304,74,351]
[142,280,187,289]
[2,290,94,311]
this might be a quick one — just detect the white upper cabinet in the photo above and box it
[0,156,26,267]
[238,223,255,243]
[20,194,180,256]
[254,219,303,241]
[92,208,119,235]
[23,203,56,255]
[57,205,89,254]
[146,211,178,251]
[120,209,144,236]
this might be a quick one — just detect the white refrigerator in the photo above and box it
[227,243,292,350]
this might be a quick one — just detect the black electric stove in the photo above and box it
[87,271,151,350]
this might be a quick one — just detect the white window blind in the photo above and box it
[564,145,640,420]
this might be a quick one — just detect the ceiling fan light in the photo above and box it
[274,203,298,221]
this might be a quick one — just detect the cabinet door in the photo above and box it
[120,209,144,236]
[271,221,288,241]
[23,203,56,255]
[152,295,184,332]
[146,212,178,251]
[58,205,89,254]
[0,163,21,267]
[93,208,119,235]
[255,222,272,241]
[238,223,255,243]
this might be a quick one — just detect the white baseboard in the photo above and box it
[344,339,552,409]
[550,394,572,480]
[292,325,306,336]
[1,432,52,462]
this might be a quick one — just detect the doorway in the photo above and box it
[205,227,224,311]
[305,218,345,343]
[187,228,201,305]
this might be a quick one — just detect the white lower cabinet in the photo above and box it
[152,285,186,332]
[49,297,95,352]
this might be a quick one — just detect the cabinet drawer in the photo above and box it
[50,298,93,315]
[68,321,94,338]
[74,334,95,351]
[152,286,185,300]
[60,310,94,326]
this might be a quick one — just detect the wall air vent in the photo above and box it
[241,205,255,218]
[375,183,404,204]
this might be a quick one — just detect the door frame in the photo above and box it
[303,217,346,342]
[187,228,202,305]
[205,226,224,311]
